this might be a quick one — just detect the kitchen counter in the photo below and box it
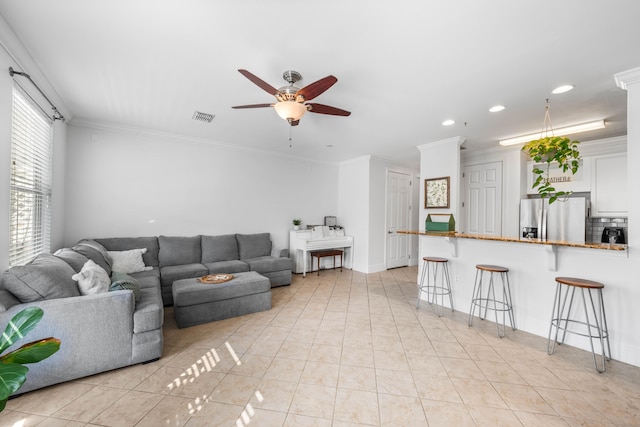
[398,230,627,251]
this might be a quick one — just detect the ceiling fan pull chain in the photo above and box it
[289,125,293,148]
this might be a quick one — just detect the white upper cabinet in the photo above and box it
[526,158,591,195]
[591,152,628,217]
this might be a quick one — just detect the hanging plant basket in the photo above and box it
[522,135,580,204]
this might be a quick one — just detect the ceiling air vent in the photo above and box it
[192,111,215,123]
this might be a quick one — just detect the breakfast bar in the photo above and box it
[400,229,634,364]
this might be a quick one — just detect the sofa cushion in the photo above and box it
[243,256,294,274]
[108,248,153,274]
[53,248,90,273]
[73,260,111,295]
[158,236,202,267]
[159,264,208,287]
[96,237,159,267]
[0,289,19,312]
[2,253,80,303]
[201,234,239,263]
[129,267,161,282]
[134,274,161,290]
[110,271,142,303]
[236,233,272,259]
[204,260,250,274]
[73,240,112,276]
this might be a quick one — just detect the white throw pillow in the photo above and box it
[107,248,152,274]
[72,259,110,295]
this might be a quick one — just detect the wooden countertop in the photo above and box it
[398,230,627,251]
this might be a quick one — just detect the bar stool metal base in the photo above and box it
[547,277,611,373]
[468,264,515,338]
[417,257,454,316]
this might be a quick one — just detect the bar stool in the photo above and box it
[468,264,515,337]
[417,256,454,316]
[547,277,611,373]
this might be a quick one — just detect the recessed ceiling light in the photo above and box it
[489,105,505,113]
[552,84,574,94]
[442,119,455,126]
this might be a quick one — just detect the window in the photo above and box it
[9,84,53,266]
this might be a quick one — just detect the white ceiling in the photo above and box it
[1,0,639,168]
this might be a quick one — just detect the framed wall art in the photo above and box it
[424,176,450,208]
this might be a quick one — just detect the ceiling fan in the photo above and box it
[232,69,351,126]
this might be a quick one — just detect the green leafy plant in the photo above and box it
[0,307,60,412]
[292,218,302,226]
[522,136,580,204]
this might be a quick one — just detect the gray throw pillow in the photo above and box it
[54,247,90,273]
[236,233,272,259]
[2,253,80,303]
[110,271,141,303]
[73,240,112,275]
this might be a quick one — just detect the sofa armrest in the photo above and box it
[272,247,289,258]
[0,291,136,394]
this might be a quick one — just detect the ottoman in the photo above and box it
[172,271,271,328]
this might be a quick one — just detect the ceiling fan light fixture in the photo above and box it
[274,101,307,121]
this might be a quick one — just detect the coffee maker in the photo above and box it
[601,227,625,244]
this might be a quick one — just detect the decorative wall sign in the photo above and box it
[425,176,450,208]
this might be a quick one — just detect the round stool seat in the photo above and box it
[476,264,509,273]
[555,277,604,289]
[423,256,448,263]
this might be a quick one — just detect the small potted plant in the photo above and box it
[522,135,580,204]
[292,218,302,230]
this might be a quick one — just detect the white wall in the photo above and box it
[337,156,370,272]
[417,137,464,230]
[337,156,420,273]
[0,46,13,271]
[63,123,339,252]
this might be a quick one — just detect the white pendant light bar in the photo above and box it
[498,119,606,146]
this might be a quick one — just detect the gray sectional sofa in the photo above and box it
[0,232,292,396]
[95,233,293,306]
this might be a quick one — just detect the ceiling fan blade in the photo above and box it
[231,103,273,109]
[307,103,351,116]
[237,69,279,95]
[296,75,338,101]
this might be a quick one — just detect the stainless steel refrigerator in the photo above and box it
[519,197,589,243]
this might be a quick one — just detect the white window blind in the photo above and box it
[9,84,53,266]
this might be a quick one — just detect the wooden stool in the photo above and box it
[417,256,454,316]
[309,249,343,276]
[548,277,611,373]
[468,264,515,337]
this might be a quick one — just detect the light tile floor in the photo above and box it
[4,266,640,426]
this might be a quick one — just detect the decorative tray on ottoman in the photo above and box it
[198,274,234,284]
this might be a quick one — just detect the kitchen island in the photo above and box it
[401,229,636,367]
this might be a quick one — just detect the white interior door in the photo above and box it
[386,171,411,269]
[463,162,503,236]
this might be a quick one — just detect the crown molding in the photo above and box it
[615,66,640,90]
